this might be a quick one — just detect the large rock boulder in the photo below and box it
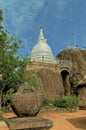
[77,76,86,109]
[10,83,44,117]
[57,49,86,90]
[36,68,64,99]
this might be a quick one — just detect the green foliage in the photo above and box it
[2,88,14,104]
[42,96,56,111]
[54,96,79,108]
[43,96,52,106]
[42,105,57,111]
[0,9,25,93]
[0,10,3,29]
[0,9,27,110]
[23,71,40,89]
[23,56,40,89]
[0,115,4,122]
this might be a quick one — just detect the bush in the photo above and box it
[43,96,52,106]
[54,96,79,108]
[24,71,40,89]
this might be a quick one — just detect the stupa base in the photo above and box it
[6,117,53,130]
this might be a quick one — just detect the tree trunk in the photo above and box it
[0,90,2,113]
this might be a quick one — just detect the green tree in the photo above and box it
[0,9,25,109]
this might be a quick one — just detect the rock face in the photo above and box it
[10,83,44,117]
[36,68,64,99]
[77,77,86,109]
[25,49,86,103]
[57,49,86,91]
[57,49,86,109]
[78,87,86,109]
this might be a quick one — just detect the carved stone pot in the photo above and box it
[10,83,43,117]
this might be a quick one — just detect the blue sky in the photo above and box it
[0,0,86,58]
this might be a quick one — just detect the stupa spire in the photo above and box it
[37,26,46,43]
[31,26,55,63]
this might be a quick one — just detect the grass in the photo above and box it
[0,115,4,122]
[41,104,66,112]
[41,104,79,112]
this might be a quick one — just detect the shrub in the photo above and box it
[24,71,40,89]
[54,96,79,108]
[43,96,52,106]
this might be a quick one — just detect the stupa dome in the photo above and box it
[31,27,55,63]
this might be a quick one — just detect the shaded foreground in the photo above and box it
[0,110,86,130]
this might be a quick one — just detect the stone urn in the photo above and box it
[10,82,44,117]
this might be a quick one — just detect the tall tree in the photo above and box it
[0,9,25,109]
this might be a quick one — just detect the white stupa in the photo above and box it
[31,26,55,63]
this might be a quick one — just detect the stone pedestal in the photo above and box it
[6,117,53,130]
[7,83,53,130]
[10,83,44,117]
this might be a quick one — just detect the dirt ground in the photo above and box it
[0,110,86,130]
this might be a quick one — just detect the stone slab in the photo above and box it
[6,117,53,130]
[0,121,7,127]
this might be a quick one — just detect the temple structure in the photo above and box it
[26,27,72,97]
[27,26,71,71]
[31,26,55,63]
[26,28,86,102]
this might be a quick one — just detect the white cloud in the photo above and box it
[0,0,45,35]
[0,0,46,57]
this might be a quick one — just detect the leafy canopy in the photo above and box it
[0,9,25,92]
